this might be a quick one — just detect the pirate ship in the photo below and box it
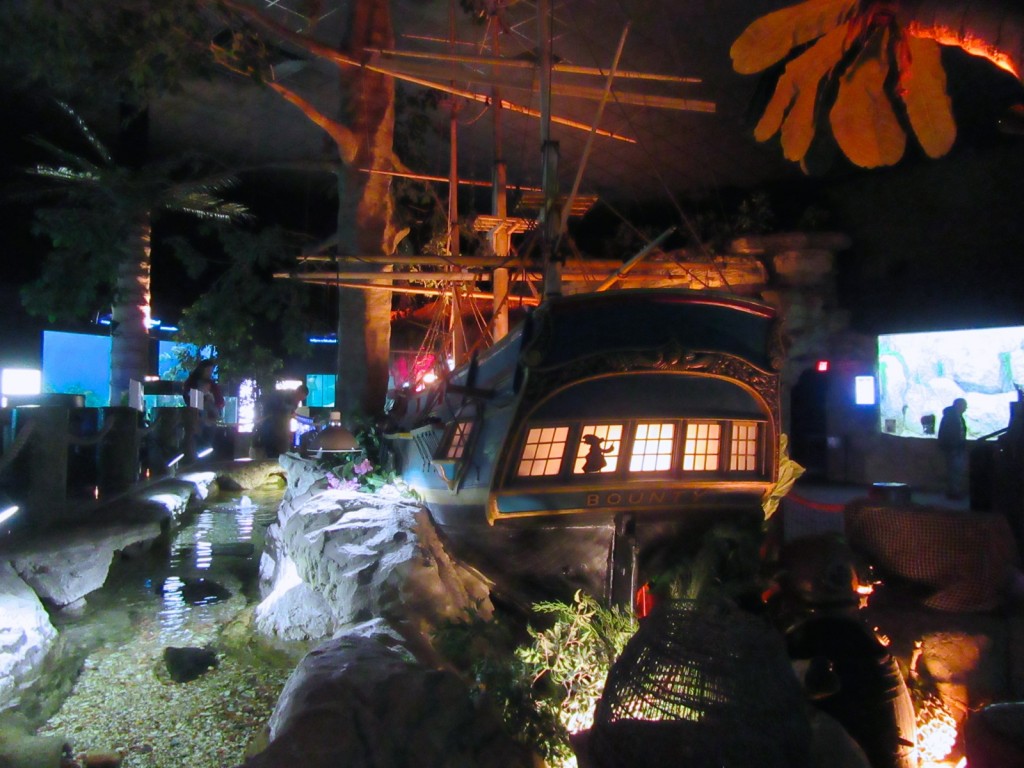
[276,0,787,604]
[385,288,782,604]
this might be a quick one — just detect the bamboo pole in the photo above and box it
[366,47,703,84]
[595,227,677,292]
[295,279,541,305]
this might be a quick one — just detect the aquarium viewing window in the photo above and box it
[42,331,111,406]
[878,326,1024,439]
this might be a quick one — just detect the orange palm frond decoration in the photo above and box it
[732,0,976,169]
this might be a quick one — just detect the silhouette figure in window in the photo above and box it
[581,434,615,473]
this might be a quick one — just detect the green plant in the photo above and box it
[434,593,637,766]
[434,613,569,764]
[518,592,637,737]
[318,425,419,498]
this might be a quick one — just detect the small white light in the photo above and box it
[0,505,19,526]
[1,368,42,396]
[275,379,303,391]
[167,453,185,468]
[196,447,214,459]
[855,375,876,405]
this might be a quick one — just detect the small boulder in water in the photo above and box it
[163,646,218,683]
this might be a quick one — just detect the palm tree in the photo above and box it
[24,100,249,404]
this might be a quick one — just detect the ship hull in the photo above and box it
[386,289,782,606]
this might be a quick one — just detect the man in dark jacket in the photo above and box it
[937,397,968,499]
[255,384,309,459]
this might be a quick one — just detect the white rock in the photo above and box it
[10,521,162,606]
[0,562,57,713]
[254,456,493,650]
[254,559,334,642]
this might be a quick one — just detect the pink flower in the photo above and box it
[353,458,374,476]
[326,472,341,489]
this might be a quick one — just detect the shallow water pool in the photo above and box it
[24,488,297,768]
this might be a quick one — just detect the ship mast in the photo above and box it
[538,0,562,300]
[490,7,510,341]
[271,2,717,326]
[447,0,467,368]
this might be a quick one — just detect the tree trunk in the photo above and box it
[334,0,399,424]
[109,216,152,404]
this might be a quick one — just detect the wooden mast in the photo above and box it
[538,0,562,300]
[270,3,716,314]
[447,0,466,368]
[490,8,510,341]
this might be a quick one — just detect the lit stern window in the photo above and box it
[629,423,675,472]
[729,421,760,471]
[446,421,474,459]
[682,422,721,471]
[573,424,623,474]
[517,426,569,477]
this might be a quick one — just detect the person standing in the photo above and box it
[182,358,224,449]
[937,397,968,500]
[255,384,309,459]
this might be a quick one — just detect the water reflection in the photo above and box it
[146,490,279,644]
[237,496,255,542]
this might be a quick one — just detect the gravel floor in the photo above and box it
[33,488,296,768]
[37,621,292,768]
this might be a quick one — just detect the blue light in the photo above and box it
[308,335,338,345]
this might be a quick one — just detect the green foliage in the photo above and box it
[316,424,418,497]
[171,223,312,386]
[21,102,250,329]
[731,190,776,235]
[394,84,442,169]
[434,592,637,766]
[433,612,573,765]
[21,206,124,322]
[0,0,213,105]
[645,524,766,613]
[518,592,637,738]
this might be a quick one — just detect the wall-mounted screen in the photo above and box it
[878,326,1024,439]
[157,341,216,380]
[306,373,336,408]
[42,331,111,407]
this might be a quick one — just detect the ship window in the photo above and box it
[729,421,760,471]
[517,426,569,477]
[682,421,721,472]
[444,420,474,459]
[629,422,675,472]
[412,423,445,467]
[573,424,623,474]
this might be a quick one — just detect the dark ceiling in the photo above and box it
[131,0,1023,204]
[142,0,808,207]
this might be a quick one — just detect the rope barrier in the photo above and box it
[785,492,846,514]
[67,413,121,447]
[0,420,36,477]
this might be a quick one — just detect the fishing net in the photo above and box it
[585,599,811,768]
